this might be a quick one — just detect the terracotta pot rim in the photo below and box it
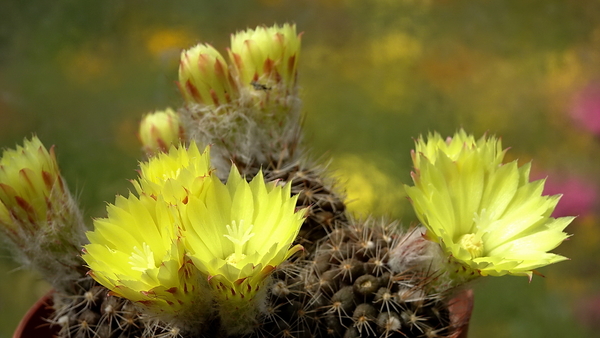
[13,289,56,338]
[448,288,474,338]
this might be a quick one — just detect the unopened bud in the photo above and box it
[139,108,184,155]
[0,136,87,291]
[229,23,301,89]
[178,43,238,106]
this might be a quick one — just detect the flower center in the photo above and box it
[129,243,156,272]
[223,220,254,266]
[225,252,247,266]
[162,168,181,181]
[458,233,484,258]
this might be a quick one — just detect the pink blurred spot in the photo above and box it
[575,293,600,331]
[571,82,600,135]
[541,174,597,218]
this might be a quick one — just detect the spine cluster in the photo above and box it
[50,277,146,338]
[259,219,455,338]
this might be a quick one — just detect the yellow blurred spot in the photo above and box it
[417,44,482,94]
[545,50,584,95]
[363,32,424,107]
[575,215,600,251]
[545,214,599,298]
[331,154,406,218]
[347,0,432,8]
[113,117,141,157]
[370,32,422,66]
[544,49,587,119]
[302,44,346,73]
[59,47,110,85]
[315,31,423,108]
[257,0,283,6]
[0,96,28,137]
[547,274,589,299]
[146,29,193,59]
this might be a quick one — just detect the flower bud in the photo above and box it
[229,23,301,89]
[132,142,213,205]
[0,136,87,291]
[178,43,238,106]
[139,108,185,155]
[0,137,62,229]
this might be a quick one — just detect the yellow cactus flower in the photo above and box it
[83,193,206,319]
[178,43,238,106]
[138,108,185,155]
[405,130,572,280]
[182,166,305,306]
[229,23,301,88]
[132,142,213,204]
[411,129,504,171]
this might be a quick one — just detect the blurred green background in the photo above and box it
[1,0,600,337]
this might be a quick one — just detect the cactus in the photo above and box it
[1,22,573,338]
